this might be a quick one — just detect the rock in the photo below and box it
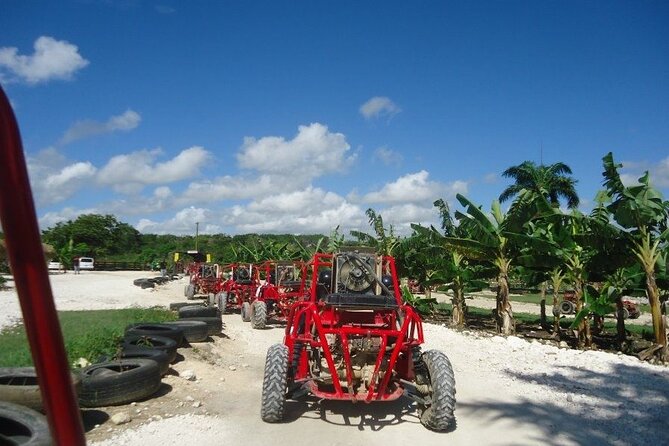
[566,395,573,402]
[73,357,90,368]
[192,401,202,408]
[242,363,250,368]
[228,365,237,371]
[559,341,569,348]
[180,369,197,381]
[185,395,195,402]
[111,412,132,425]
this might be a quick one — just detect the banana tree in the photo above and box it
[602,152,669,356]
[350,208,400,256]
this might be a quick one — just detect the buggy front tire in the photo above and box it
[261,344,289,423]
[241,301,252,322]
[419,349,456,432]
[185,284,196,300]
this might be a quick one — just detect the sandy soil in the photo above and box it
[1,272,668,446]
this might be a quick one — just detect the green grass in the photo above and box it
[0,307,177,368]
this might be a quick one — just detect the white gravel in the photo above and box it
[2,271,667,445]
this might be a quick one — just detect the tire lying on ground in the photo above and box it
[123,335,178,363]
[79,358,161,407]
[163,320,209,343]
[0,401,51,446]
[99,349,170,377]
[133,278,149,286]
[178,304,220,318]
[0,367,82,412]
[125,323,185,347]
[169,302,195,311]
[140,280,155,289]
[185,284,196,300]
[178,316,222,336]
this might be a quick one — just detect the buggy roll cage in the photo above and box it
[0,87,86,443]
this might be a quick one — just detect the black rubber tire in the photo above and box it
[79,358,161,407]
[178,305,220,318]
[251,301,267,329]
[183,285,190,297]
[163,320,209,343]
[0,368,81,412]
[133,278,148,286]
[125,323,184,347]
[140,280,155,289]
[560,300,575,314]
[179,317,222,336]
[100,348,170,376]
[0,401,51,445]
[241,301,251,322]
[261,344,289,423]
[622,307,630,320]
[215,292,225,311]
[185,284,196,300]
[123,335,178,363]
[419,349,456,431]
[169,302,194,311]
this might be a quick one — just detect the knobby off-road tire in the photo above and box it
[79,359,161,407]
[261,344,289,423]
[125,323,185,346]
[419,350,456,432]
[99,349,170,376]
[178,305,220,318]
[241,301,251,322]
[163,320,209,343]
[215,292,226,311]
[179,317,222,336]
[0,368,81,412]
[185,284,196,300]
[252,301,267,329]
[0,401,51,446]
[123,335,178,363]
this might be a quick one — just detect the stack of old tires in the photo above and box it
[168,303,222,339]
[78,322,186,408]
[133,275,178,289]
[0,368,81,444]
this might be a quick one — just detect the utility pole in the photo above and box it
[195,222,199,252]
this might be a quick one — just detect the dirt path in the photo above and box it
[88,278,668,446]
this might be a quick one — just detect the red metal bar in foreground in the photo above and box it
[0,86,86,445]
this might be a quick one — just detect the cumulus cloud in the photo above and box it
[58,109,141,146]
[363,170,468,204]
[97,146,211,193]
[135,207,222,235]
[237,123,356,178]
[39,206,99,230]
[620,157,669,189]
[359,96,401,120]
[27,148,98,205]
[0,36,89,84]
[373,147,403,166]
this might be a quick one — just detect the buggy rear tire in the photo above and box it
[185,284,196,300]
[560,300,575,314]
[163,320,209,343]
[419,350,456,432]
[79,359,161,407]
[0,401,51,445]
[251,301,267,329]
[261,344,289,423]
[241,302,251,322]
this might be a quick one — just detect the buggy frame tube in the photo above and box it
[0,86,86,444]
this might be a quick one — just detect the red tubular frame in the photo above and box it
[0,87,86,443]
[284,252,424,402]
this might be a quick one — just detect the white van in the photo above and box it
[78,257,94,270]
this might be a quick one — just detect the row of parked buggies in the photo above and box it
[183,249,457,431]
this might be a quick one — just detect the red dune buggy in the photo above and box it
[250,260,309,329]
[216,263,260,315]
[184,262,222,300]
[261,249,456,431]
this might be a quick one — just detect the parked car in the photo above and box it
[47,261,63,271]
[78,257,94,270]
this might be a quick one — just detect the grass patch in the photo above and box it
[0,307,176,368]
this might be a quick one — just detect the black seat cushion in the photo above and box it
[323,293,398,308]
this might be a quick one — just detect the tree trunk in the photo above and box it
[451,285,465,328]
[646,272,668,352]
[496,272,514,335]
[539,282,548,330]
[574,280,592,348]
[553,289,561,335]
[616,295,627,349]
[424,286,432,299]
[593,314,604,335]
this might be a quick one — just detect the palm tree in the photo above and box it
[499,161,580,209]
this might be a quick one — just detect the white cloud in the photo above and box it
[373,147,403,166]
[237,123,355,178]
[59,109,141,146]
[97,146,211,193]
[620,156,669,189]
[359,96,401,120]
[0,36,89,84]
[483,173,498,184]
[135,207,222,235]
[39,206,99,230]
[363,171,468,204]
[27,148,97,205]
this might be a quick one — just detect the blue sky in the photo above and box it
[1,1,667,235]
